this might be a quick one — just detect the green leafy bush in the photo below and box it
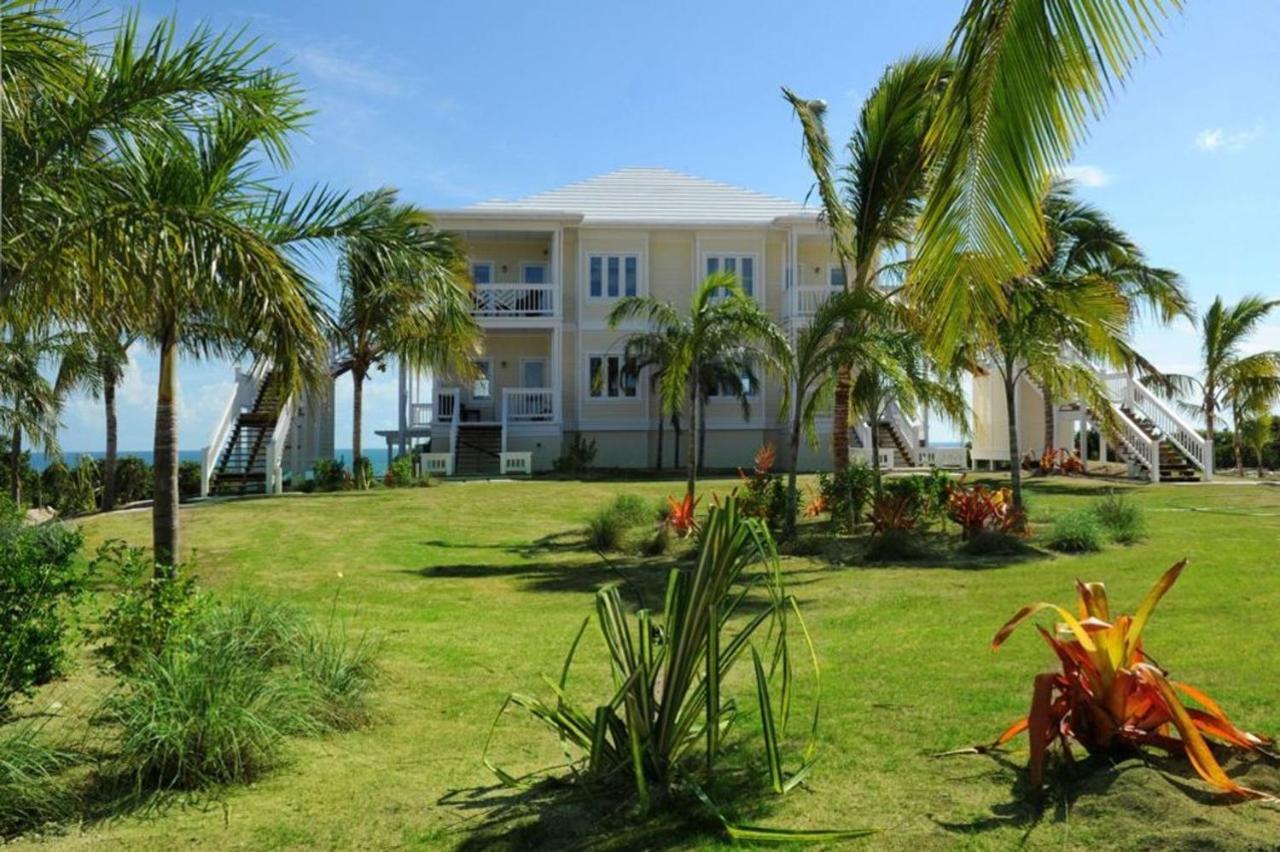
[1092,490,1147,544]
[312,458,350,492]
[38,458,97,516]
[0,721,80,838]
[92,541,203,675]
[817,462,874,533]
[178,460,202,501]
[584,493,653,552]
[383,454,415,487]
[1047,509,1103,553]
[0,520,85,714]
[110,456,153,505]
[736,445,788,530]
[553,434,596,474]
[959,530,1033,557]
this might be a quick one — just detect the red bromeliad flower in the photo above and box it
[991,560,1274,798]
[664,491,701,537]
[946,480,1025,539]
[802,486,828,518]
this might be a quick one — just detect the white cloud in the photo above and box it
[293,44,403,98]
[1194,126,1264,153]
[1057,164,1110,188]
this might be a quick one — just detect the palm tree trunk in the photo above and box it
[101,369,118,511]
[785,406,803,538]
[671,412,681,469]
[352,369,366,489]
[832,364,851,470]
[655,406,664,471]
[1041,383,1054,450]
[9,422,21,505]
[153,331,180,573]
[870,411,883,497]
[697,397,707,475]
[686,378,698,498]
[1004,370,1024,510]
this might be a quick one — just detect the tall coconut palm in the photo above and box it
[985,184,1186,508]
[694,355,758,475]
[58,325,133,510]
[1238,409,1274,480]
[779,289,893,536]
[330,190,480,489]
[912,0,1183,352]
[784,52,949,471]
[620,326,681,470]
[608,272,791,498]
[1167,296,1280,480]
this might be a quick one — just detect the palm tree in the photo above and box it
[620,327,682,470]
[911,0,1183,352]
[850,315,968,496]
[608,272,791,498]
[330,190,480,489]
[694,355,758,475]
[784,53,948,471]
[1168,296,1280,480]
[779,289,891,536]
[986,184,1186,508]
[1237,407,1274,480]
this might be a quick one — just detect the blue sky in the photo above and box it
[57,1,1280,450]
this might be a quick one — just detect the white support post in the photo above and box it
[551,324,563,425]
[550,227,562,319]
[1204,437,1214,481]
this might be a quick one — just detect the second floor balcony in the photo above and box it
[472,281,557,319]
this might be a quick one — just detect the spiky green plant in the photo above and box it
[486,496,862,839]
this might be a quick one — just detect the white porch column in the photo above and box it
[551,227,563,318]
[551,324,563,424]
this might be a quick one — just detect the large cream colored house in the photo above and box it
[400,167,958,476]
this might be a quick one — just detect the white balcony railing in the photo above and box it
[472,283,555,318]
[503,387,555,422]
[408,402,432,427]
[786,286,835,318]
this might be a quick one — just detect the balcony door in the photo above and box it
[520,357,546,389]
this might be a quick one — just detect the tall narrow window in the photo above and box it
[471,262,493,285]
[705,254,757,297]
[588,354,638,398]
[829,265,847,289]
[586,254,640,299]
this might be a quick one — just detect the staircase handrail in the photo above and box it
[200,365,260,497]
[884,400,920,461]
[1128,380,1207,471]
[1104,397,1160,483]
[263,393,294,494]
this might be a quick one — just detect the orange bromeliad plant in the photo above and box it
[992,560,1274,798]
[946,480,1025,539]
[664,491,701,537]
[802,486,827,518]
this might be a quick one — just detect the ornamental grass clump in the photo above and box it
[989,561,1274,798]
[1092,489,1147,544]
[1047,509,1103,553]
[487,496,866,841]
[0,721,81,838]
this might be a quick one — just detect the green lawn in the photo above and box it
[18,476,1280,850]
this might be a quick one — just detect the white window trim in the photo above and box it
[470,260,495,286]
[518,356,548,389]
[585,252,643,301]
[519,261,548,285]
[471,357,494,400]
[584,352,642,401]
[700,251,761,302]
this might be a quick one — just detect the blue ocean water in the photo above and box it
[27,450,388,476]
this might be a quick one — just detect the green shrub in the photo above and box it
[0,721,80,838]
[110,456,153,505]
[883,471,952,527]
[99,595,379,792]
[0,520,85,714]
[779,534,829,558]
[817,462,874,533]
[177,460,202,501]
[640,524,671,557]
[584,493,653,551]
[92,541,203,675]
[960,530,1033,557]
[552,434,596,474]
[39,458,97,517]
[383,454,416,487]
[99,638,315,790]
[352,456,375,489]
[1092,490,1147,544]
[1047,509,1104,553]
[311,458,349,492]
[863,529,933,562]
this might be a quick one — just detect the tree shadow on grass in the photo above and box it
[778,530,1052,573]
[934,749,1280,842]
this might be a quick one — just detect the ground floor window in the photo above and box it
[587,354,638,398]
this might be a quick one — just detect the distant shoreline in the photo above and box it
[26,450,390,476]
